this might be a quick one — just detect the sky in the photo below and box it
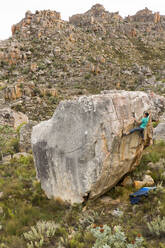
[0,0,165,40]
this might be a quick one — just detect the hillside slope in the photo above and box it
[0,4,165,121]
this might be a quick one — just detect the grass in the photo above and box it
[0,156,69,246]
[0,125,19,158]
[0,128,165,247]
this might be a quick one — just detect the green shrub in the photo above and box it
[8,138,19,153]
[141,151,161,165]
[0,85,6,91]
[147,216,165,237]
[23,220,59,247]
[16,122,27,134]
[13,104,23,112]
[23,68,29,74]
[90,224,144,248]
[16,155,33,165]
[152,121,160,128]
[48,96,58,104]
[66,229,95,248]
[68,239,84,248]
[84,74,91,80]
[0,125,20,157]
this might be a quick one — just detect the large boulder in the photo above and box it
[32,90,153,204]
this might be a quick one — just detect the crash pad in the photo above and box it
[130,187,156,204]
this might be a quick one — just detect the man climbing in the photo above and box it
[123,112,150,140]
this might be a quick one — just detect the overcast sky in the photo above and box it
[0,0,165,40]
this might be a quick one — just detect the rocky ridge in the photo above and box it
[0,4,165,121]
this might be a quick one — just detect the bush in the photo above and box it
[0,125,20,157]
[147,216,165,237]
[90,224,144,248]
[16,122,27,134]
[16,155,33,165]
[84,74,91,80]
[9,138,19,153]
[48,96,58,104]
[23,220,59,247]
[143,151,161,164]
[152,121,159,128]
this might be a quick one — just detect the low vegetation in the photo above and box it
[0,125,19,160]
[147,216,165,238]
[23,220,59,248]
[90,224,144,248]
[0,128,165,247]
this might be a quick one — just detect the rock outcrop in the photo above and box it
[32,91,153,204]
[11,10,61,38]
[134,175,155,189]
[1,5,165,121]
[147,92,165,120]
[126,8,162,24]
[19,120,37,152]
[153,113,165,142]
[153,123,165,142]
[4,82,57,100]
[69,4,122,27]
[0,107,28,129]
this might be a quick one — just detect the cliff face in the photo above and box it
[69,4,122,26]
[11,10,61,38]
[0,5,165,121]
[126,8,161,23]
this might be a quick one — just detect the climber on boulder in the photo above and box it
[123,112,150,139]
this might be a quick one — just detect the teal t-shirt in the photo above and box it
[140,116,149,129]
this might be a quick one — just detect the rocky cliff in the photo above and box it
[0,4,165,122]
[31,90,156,204]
